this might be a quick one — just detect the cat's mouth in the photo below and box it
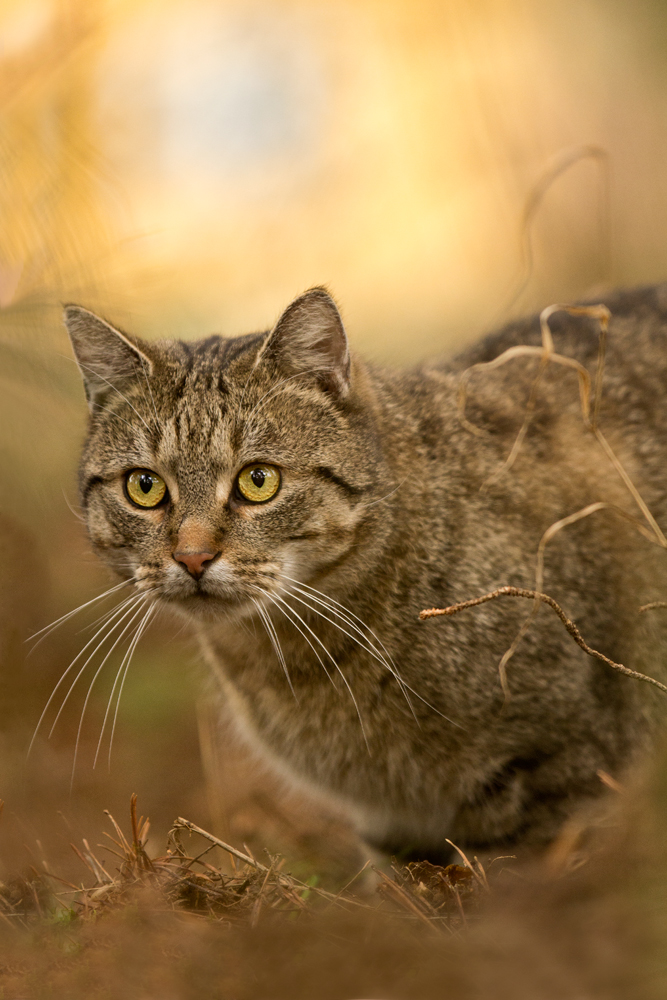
[131,555,283,622]
[146,570,267,622]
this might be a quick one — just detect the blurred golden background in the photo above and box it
[3,0,667,882]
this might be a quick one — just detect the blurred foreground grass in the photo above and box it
[0,772,664,998]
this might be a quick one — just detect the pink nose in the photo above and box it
[173,551,218,580]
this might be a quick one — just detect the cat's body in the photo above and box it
[65,284,667,859]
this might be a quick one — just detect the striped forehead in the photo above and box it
[149,333,263,474]
[159,396,228,456]
[155,349,231,461]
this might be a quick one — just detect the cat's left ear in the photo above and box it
[63,305,154,411]
[265,287,350,398]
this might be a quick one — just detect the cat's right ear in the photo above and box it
[63,305,153,412]
[263,287,351,399]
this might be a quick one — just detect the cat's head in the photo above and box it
[65,288,387,621]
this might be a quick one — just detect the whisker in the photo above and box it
[139,359,160,429]
[250,597,296,699]
[254,587,336,691]
[81,592,142,634]
[259,589,369,752]
[282,576,462,728]
[281,577,412,704]
[359,478,406,510]
[69,596,154,788]
[27,591,143,757]
[282,575,393,660]
[90,401,139,434]
[234,341,268,428]
[93,648,130,771]
[285,583,404,683]
[105,603,157,770]
[27,579,131,646]
[47,596,149,740]
[61,488,85,523]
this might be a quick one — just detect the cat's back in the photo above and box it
[448,283,667,372]
[382,283,667,482]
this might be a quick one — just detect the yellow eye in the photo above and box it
[236,464,281,503]
[125,469,167,508]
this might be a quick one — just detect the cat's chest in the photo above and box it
[201,625,414,768]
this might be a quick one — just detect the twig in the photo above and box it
[334,859,372,899]
[373,868,441,931]
[501,145,611,319]
[444,839,487,891]
[493,501,656,697]
[597,769,624,793]
[172,818,366,908]
[420,586,667,694]
[460,302,667,552]
[174,820,268,872]
[250,863,274,928]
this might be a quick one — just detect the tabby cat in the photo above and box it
[64,284,667,859]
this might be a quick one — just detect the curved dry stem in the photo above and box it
[460,303,664,551]
[420,586,667,696]
[502,145,611,318]
[481,352,549,491]
[593,426,667,548]
[495,501,651,698]
[453,301,667,696]
[458,340,592,459]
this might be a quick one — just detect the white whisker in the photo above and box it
[234,340,268,428]
[77,360,153,433]
[250,597,296,699]
[27,579,131,647]
[254,587,336,691]
[281,576,462,729]
[105,603,157,770]
[27,591,143,757]
[284,582,408,694]
[69,595,154,788]
[259,589,369,753]
[94,650,130,771]
[90,401,139,434]
[140,359,160,428]
[61,488,85,523]
[47,596,149,739]
[281,576,412,702]
[359,478,406,509]
[244,369,320,432]
[81,592,141,634]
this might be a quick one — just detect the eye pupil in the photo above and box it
[126,469,167,508]
[236,464,280,503]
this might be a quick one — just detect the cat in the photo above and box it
[63,283,667,861]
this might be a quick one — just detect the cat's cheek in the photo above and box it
[86,508,128,551]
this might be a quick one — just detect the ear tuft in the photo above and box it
[63,305,153,412]
[265,287,350,398]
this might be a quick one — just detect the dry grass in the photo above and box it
[0,795,493,935]
[0,782,659,1000]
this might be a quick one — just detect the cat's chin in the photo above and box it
[163,590,252,623]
